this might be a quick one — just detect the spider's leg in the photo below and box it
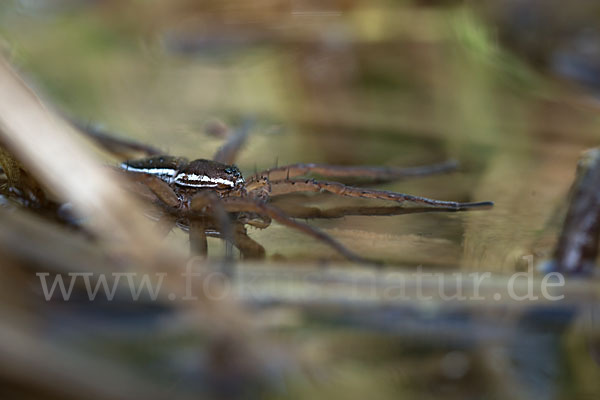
[268,179,494,210]
[212,119,253,165]
[206,222,266,259]
[245,175,271,203]
[270,201,456,219]
[69,118,162,159]
[215,198,374,264]
[190,193,267,260]
[116,170,180,236]
[122,171,181,208]
[118,174,162,203]
[233,223,266,259]
[250,160,458,182]
[190,219,209,256]
[244,214,271,229]
[189,192,235,251]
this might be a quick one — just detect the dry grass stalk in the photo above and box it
[0,57,165,262]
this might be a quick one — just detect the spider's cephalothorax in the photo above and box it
[174,159,244,191]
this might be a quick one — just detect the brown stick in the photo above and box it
[0,57,167,262]
[548,148,600,276]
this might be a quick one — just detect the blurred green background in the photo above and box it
[1,0,599,399]
[3,0,600,268]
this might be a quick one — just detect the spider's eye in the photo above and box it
[224,167,233,174]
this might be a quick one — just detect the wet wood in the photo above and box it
[548,148,600,275]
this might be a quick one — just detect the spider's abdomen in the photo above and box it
[121,155,188,183]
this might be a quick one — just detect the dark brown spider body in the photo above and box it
[116,127,493,263]
[0,118,492,263]
[120,155,188,184]
[122,157,247,204]
[121,155,273,258]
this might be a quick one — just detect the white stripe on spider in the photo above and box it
[174,173,236,188]
[120,164,178,183]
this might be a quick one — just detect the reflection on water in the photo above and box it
[0,1,599,399]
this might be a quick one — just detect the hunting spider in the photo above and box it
[90,122,493,263]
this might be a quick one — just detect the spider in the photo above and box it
[102,122,494,264]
